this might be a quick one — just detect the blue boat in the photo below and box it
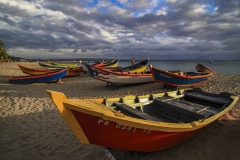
[8,68,69,84]
[149,63,215,87]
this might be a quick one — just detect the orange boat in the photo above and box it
[18,64,82,77]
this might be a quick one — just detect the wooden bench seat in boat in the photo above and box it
[164,99,218,116]
[184,92,231,105]
[114,103,164,122]
[153,98,208,123]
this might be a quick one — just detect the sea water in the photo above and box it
[74,60,240,74]
[116,60,240,74]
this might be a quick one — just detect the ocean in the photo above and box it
[72,60,239,74]
[115,60,240,74]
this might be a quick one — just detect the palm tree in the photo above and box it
[0,39,3,46]
[0,39,10,61]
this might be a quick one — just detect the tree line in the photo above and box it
[0,39,11,62]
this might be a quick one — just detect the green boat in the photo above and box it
[38,62,78,69]
[51,62,77,68]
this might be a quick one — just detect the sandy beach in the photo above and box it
[0,62,240,160]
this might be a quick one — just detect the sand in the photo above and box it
[0,62,239,160]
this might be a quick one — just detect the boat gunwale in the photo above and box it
[8,68,69,80]
[197,62,216,74]
[48,89,239,133]
[149,64,213,79]
[90,64,152,76]
[38,62,77,69]
[18,64,59,73]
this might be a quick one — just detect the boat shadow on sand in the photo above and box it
[0,108,239,160]
[105,82,190,91]
[105,82,156,91]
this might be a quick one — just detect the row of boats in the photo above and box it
[8,59,239,153]
[9,58,216,87]
[83,58,216,88]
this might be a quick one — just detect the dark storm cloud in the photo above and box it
[81,49,87,52]
[0,0,239,60]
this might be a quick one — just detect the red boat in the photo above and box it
[47,88,238,152]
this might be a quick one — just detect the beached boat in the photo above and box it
[102,59,119,68]
[47,88,238,152]
[111,58,149,72]
[94,59,118,67]
[196,62,216,74]
[38,62,77,69]
[18,64,82,77]
[149,63,215,87]
[51,62,78,68]
[82,59,148,74]
[81,60,119,73]
[81,60,104,73]
[86,63,154,85]
[9,68,68,84]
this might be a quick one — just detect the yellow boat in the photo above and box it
[47,88,238,152]
[109,58,149,72]
[102,59,119,68]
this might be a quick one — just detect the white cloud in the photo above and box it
[166,0,177,3]
[108,5,131,18]
[132,0,151,10]
[193,4,206,13]
[118,0,128,3]
[1,0,239,60]
[97,1,112,7]
[156,9,167,16]
[93,24,117,41]
[154,36,198,45]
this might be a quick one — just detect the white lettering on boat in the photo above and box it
[98,119,109,126]
[121,125,127,130]
[98,119,104,124]
[127,127,132,131]
[143,129,151,134]
[160,73,172,78]
[116,124,121,128]
[97,119,152,134]
[104,121,109,126]
[133,128,137,132]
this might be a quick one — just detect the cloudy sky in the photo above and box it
[0,0,239,60]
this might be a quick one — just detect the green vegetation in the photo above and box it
[0,39,11,62]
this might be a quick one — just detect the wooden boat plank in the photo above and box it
[166,100,215,117]
[185,92,231,104]
[69,99,114,112]
[114,103,163,122]
[185,72,208,76]
[151,106,183,123]
[154,98,206,119]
